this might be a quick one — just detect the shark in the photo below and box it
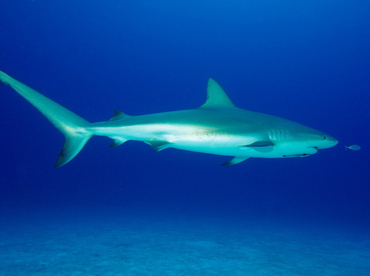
[0,71,338,168]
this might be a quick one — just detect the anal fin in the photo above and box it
[110,138,128,147]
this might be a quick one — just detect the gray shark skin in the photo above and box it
[0,71,338,168]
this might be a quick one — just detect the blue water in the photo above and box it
[0,1,369,275]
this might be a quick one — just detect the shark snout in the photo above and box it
[318,134,338,149]
[326,135,338,145]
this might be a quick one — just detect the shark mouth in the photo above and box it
[282,146,319,157]
[282,153,312,157]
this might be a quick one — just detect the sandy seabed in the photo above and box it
[0,210,369,276]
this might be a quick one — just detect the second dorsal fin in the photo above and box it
[108,110,128,122]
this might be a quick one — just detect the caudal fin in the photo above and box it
[0,71,93,168]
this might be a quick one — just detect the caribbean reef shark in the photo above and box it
[0,71,338,168]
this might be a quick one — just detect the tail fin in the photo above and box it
[0,71,93,168]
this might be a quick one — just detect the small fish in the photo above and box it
[345,144,361,151]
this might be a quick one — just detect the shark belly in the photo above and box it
[90,113,268,158]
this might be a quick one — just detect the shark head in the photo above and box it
[270,128,338,158]
[304,133,338,150]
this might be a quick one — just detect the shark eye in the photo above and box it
[322,136,327,140]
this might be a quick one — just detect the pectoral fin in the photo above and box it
[239,141,274,152]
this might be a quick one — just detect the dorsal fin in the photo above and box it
[200,78,236,109]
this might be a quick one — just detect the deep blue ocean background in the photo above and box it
[0,1,369,274]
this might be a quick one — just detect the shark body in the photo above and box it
[0,71,338,168]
